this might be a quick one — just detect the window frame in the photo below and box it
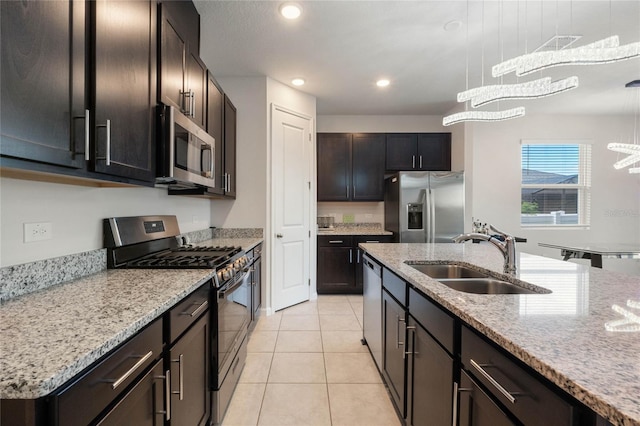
[520,139,592,229]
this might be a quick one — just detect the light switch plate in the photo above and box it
[24,222,53,243]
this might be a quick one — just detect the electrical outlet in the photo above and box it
[24,222,53,243]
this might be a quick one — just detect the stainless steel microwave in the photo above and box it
[156,104,215,189]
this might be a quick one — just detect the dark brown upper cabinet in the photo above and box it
[159,0,205,128]
[207,72,225,196]
[90,0,157,182]
[1,0,86,169]
[386,133,451,171]
[317,133,385,202]
[223,95,237,198]
[1,0,157,184]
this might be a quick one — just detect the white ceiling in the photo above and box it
[195,1,640,116]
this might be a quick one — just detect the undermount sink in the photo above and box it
[436,278,538,295]
[407,263,488,279]
[405,262,549,295]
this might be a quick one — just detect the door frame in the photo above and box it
[267,103,317,315]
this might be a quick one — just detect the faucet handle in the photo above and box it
[488,224,511,239]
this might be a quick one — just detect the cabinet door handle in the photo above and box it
[353,185,356,199]
[404,325,416,359]
[227,174,232,192]
[396,316,405,348]
[172,354,184,401]
[191,90,196,119]
[419,155,423,168]
[349,249,353,264]
[470,359,517,404]
[96,119,111,166]
[356,249,360,263]
[346,185,349,199]
[154,372,170,422]
[106,350,153,389]
[180,300,208,317]
[165,369,171,420]
[73,109,91,160]
[329,240,343,244]
[412,155,416,168]
[453,382,473,426]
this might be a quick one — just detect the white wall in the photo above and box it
[0,177,211,267]
[468,114,640,275]
[210,77,268,229]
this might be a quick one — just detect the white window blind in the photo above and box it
[521,141,591,227]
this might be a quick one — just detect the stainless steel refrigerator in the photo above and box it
[384,171,464,243]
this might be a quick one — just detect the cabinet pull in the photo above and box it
[165,369,171,420]
[396,316,405,348]
[154,373,170,422]
[346,185,349,198]
[227,174,232,192]
[453,383,472,426]
[181,300,208,317]
[357,249,360,263]
[353,185,356,198]
[106,350,153,390]
[349,249,353,264]
[172,354,184,401]
[329,240,343,244]
[191,90,196,119]
[404,325,416,359]
[470,359,517,404]
[96,119,111,166]
[412,155,416,168]
[419,155,423,168]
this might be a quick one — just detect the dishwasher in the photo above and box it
[362,253,383,371]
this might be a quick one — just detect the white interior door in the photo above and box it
[271,105,312,311]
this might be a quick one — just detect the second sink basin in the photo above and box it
[407,263,489,279]
[437,278,538,295]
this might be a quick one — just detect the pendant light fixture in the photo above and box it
[607,81,640,174]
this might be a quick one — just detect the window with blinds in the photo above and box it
[521,141,591,227]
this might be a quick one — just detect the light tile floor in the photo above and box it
[221,295,402,426]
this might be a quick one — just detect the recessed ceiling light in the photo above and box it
[376,79,390,88]
[292,78,305,86]
[444,20,462,32]
[279,3,302,20]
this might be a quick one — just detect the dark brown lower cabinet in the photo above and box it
[317,235,393,294]
[458,370,515,426]
[168,313,210,426]
[97,360,165,426]
[406,316,454,426]
[382,290,407,417]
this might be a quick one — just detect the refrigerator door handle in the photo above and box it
[430,189,436,244]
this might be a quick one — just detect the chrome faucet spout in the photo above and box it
[453,226,517,274]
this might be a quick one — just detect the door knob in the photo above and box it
[276,233,283,238]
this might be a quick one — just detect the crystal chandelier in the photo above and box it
[443,107,525,127]
[607,81,640,174]
[457,76,579,108]
[492,36,640,78]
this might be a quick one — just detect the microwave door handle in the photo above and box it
[200,144,212,177]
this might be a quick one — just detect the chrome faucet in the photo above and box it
[453,225,517,274]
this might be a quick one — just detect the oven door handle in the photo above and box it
[219,270,250,297]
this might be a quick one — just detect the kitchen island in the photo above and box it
[361,242,640,426]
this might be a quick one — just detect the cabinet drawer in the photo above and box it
[382,268,406,306]
[408,287,455,354]
[56,319,163,426]
[168,282,210,344]
[354,235,393,245]
[318,235,353,247]
[461,326,575,426]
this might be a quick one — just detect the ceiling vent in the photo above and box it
[534,35,582,52]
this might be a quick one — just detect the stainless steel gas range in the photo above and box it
[104,215,249,425]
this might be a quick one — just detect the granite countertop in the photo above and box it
[360,242,640,426]
[0,236,264,400]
